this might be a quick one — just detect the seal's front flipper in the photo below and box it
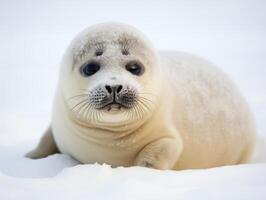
[25,126,59,159]
[134,136,182,170]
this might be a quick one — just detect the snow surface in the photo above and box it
[0,0,266,199]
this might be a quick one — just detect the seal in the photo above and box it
[26,22,256,170]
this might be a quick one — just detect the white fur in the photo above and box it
[27,22,256,170]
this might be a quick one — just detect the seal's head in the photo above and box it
[60,22,162,127]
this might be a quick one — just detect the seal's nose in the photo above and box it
[105,85,123,95]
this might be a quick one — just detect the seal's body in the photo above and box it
[26,23,256,170]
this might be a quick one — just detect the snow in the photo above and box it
[1,163,266,200]
[0,0,266,199]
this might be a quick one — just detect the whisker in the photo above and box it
[85,103,93,121]
[71,99,89,112]
[80,101,90,118]
[76,101,90,116]
[132,105,139,120]
[134,103,143,120]
[138,92,159,98]
[137,98,152,113]
[67,95,88,103]
[138,96,156,105]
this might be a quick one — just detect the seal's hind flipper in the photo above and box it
[25,126,59,159]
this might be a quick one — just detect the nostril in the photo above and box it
[116,85,123,94]
[105,85,112,94]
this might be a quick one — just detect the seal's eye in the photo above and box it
[80,62,100,76]
[125,61,144,76]
[95,50,103,56]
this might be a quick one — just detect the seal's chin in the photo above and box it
[98,106,130,124]
[95,103,132,124]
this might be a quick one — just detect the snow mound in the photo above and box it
[0,159,266,199]
[0,124,265,200]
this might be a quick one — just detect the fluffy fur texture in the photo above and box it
[26,22,256,170]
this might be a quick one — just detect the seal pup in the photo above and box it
[26,22,256,170]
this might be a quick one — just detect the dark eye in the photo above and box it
[80,62,100,76]
[95,50,103,56]
[125,61,144,76]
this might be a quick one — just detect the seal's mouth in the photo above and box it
[98,101,129,112]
